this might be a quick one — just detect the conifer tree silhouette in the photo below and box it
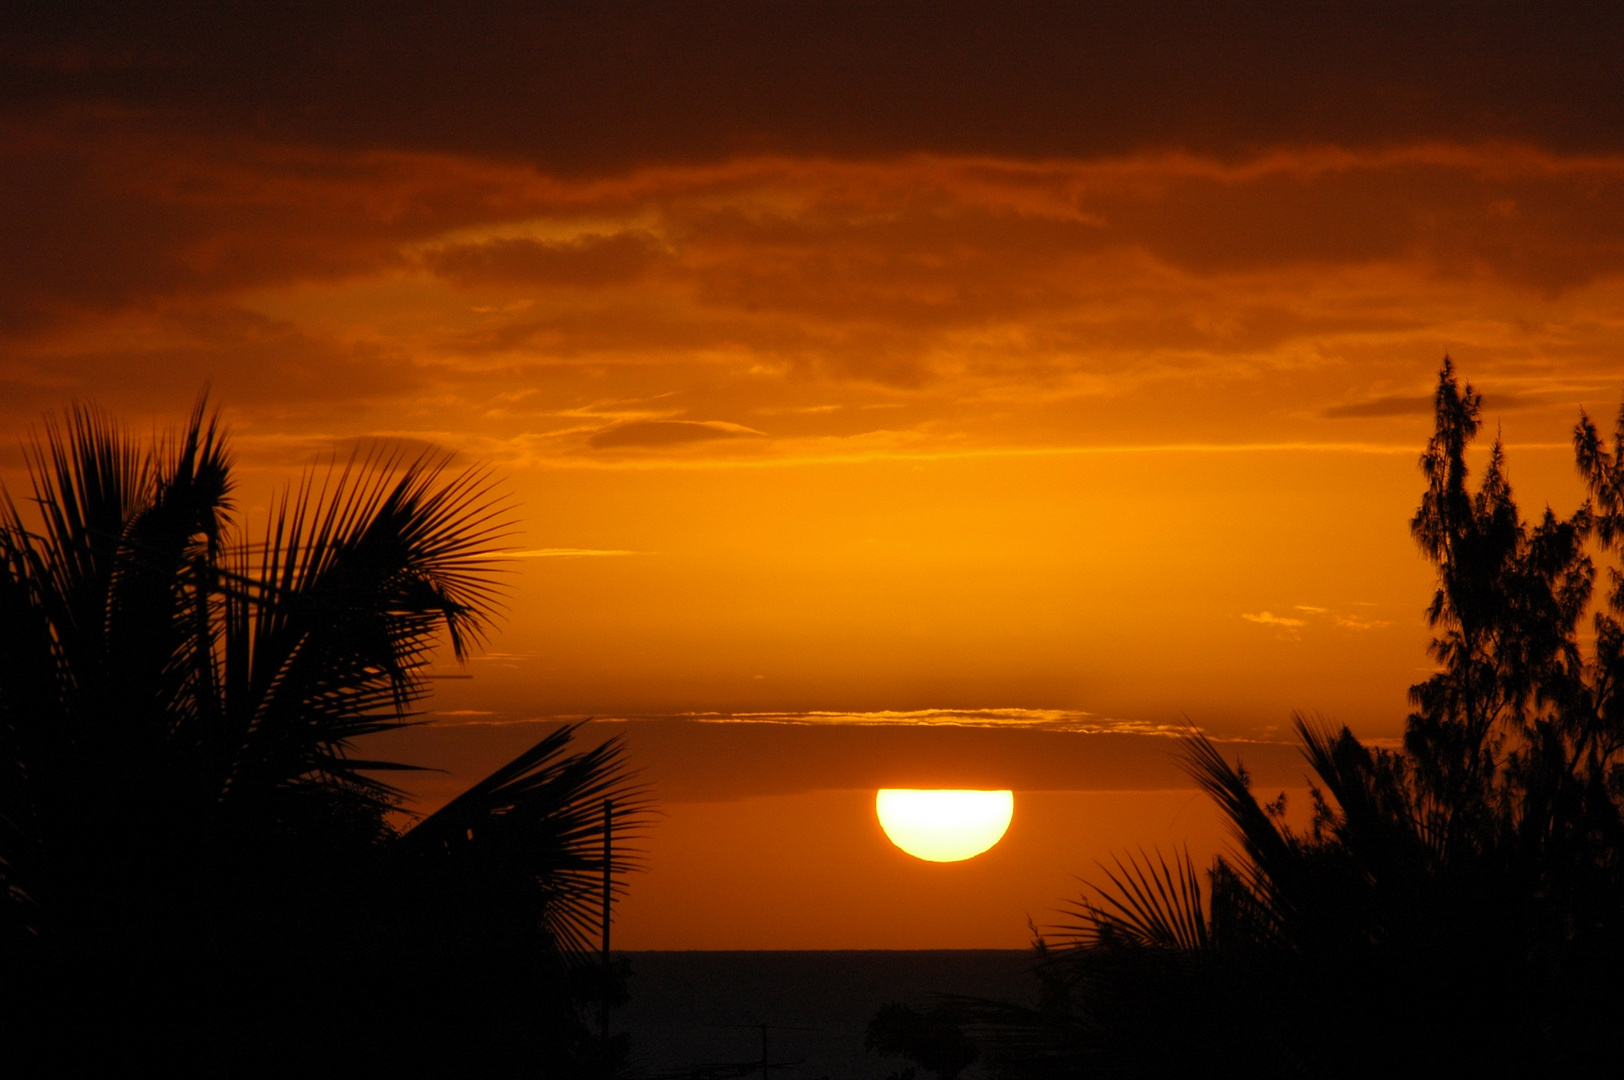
[896,361,1624,1080]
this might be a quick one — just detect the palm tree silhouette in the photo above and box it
[918,363,1624,1079]
[0,399,648,1072]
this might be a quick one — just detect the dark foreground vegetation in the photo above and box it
[872,361,1624,1080]
[0,402,647,1074]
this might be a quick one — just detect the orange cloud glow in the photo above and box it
[6,22,1624,948]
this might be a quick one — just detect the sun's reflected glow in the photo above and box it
[875,789,1015,862]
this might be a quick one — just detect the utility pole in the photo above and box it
[600,798,613,1043]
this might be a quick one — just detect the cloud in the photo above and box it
[9,5,1624,172]
[501,548,641,558]
[0,303,421,424]
[1243,611,1307,628]
[5,121,1624,464]
[422,231,666,287]
[324,435,460,464]
[12,128,1624,339]
[1322,394,1436,419]
[588,420,767,450]
[1323,390,1545,419]
[647,707,1187,736]
[1334,614,1394,631]
[1251,606,1395,633]
[0,112,546,333]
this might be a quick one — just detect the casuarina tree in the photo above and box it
[884,360,1624,1080]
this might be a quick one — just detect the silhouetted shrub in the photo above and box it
[0,400,649,1074]
[888,360,1624,1079]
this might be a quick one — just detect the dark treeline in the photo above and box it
[0,402,648,1074]
[872,360,1624,1079]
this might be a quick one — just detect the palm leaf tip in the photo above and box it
[397,723,654,955]
[1061,846,1209,953]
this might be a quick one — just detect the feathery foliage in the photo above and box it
[0,398,650,1073]
[890,361,1624,1080]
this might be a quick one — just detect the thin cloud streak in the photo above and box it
[427,707,1200,738]
[1243,612,1308,629]
[495,548,643,559]
[466,441,1476,474]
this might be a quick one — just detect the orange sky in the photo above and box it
[5,4,1624,947]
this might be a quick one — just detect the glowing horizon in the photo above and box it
[7,6,1624,949]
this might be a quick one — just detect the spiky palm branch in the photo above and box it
[0,399,648,1068]
[965,368,1624,1077]
[1055,848,1210,954]
[397,720,649,956]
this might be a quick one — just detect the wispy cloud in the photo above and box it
[6,130,1623,479]
[615,708,1191,736]
[1334,613,1394,631]
[425,707,1194,736]
[1243,611,1307,629]
[496,548,643,558]
[1322,390,1548,420]
[1248,605,1395,633]
[588,420,768,451]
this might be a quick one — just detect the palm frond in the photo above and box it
[1293,713,1425,867]
[215,445,512,813]
[1179,730,1300,915]
[23,403,150,621]
[105,397,233,737]
[397,722,653,956]
[1,395,633,1068]
[1056,847,1209,953]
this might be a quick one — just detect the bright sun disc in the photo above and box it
[875,789,1014,862]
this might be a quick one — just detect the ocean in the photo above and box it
[615,950,1034,1080]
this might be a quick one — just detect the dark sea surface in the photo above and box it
[616,950,1033,1080]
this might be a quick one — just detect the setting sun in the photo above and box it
[875,789,1015,862]
[7,5,1624,1073]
